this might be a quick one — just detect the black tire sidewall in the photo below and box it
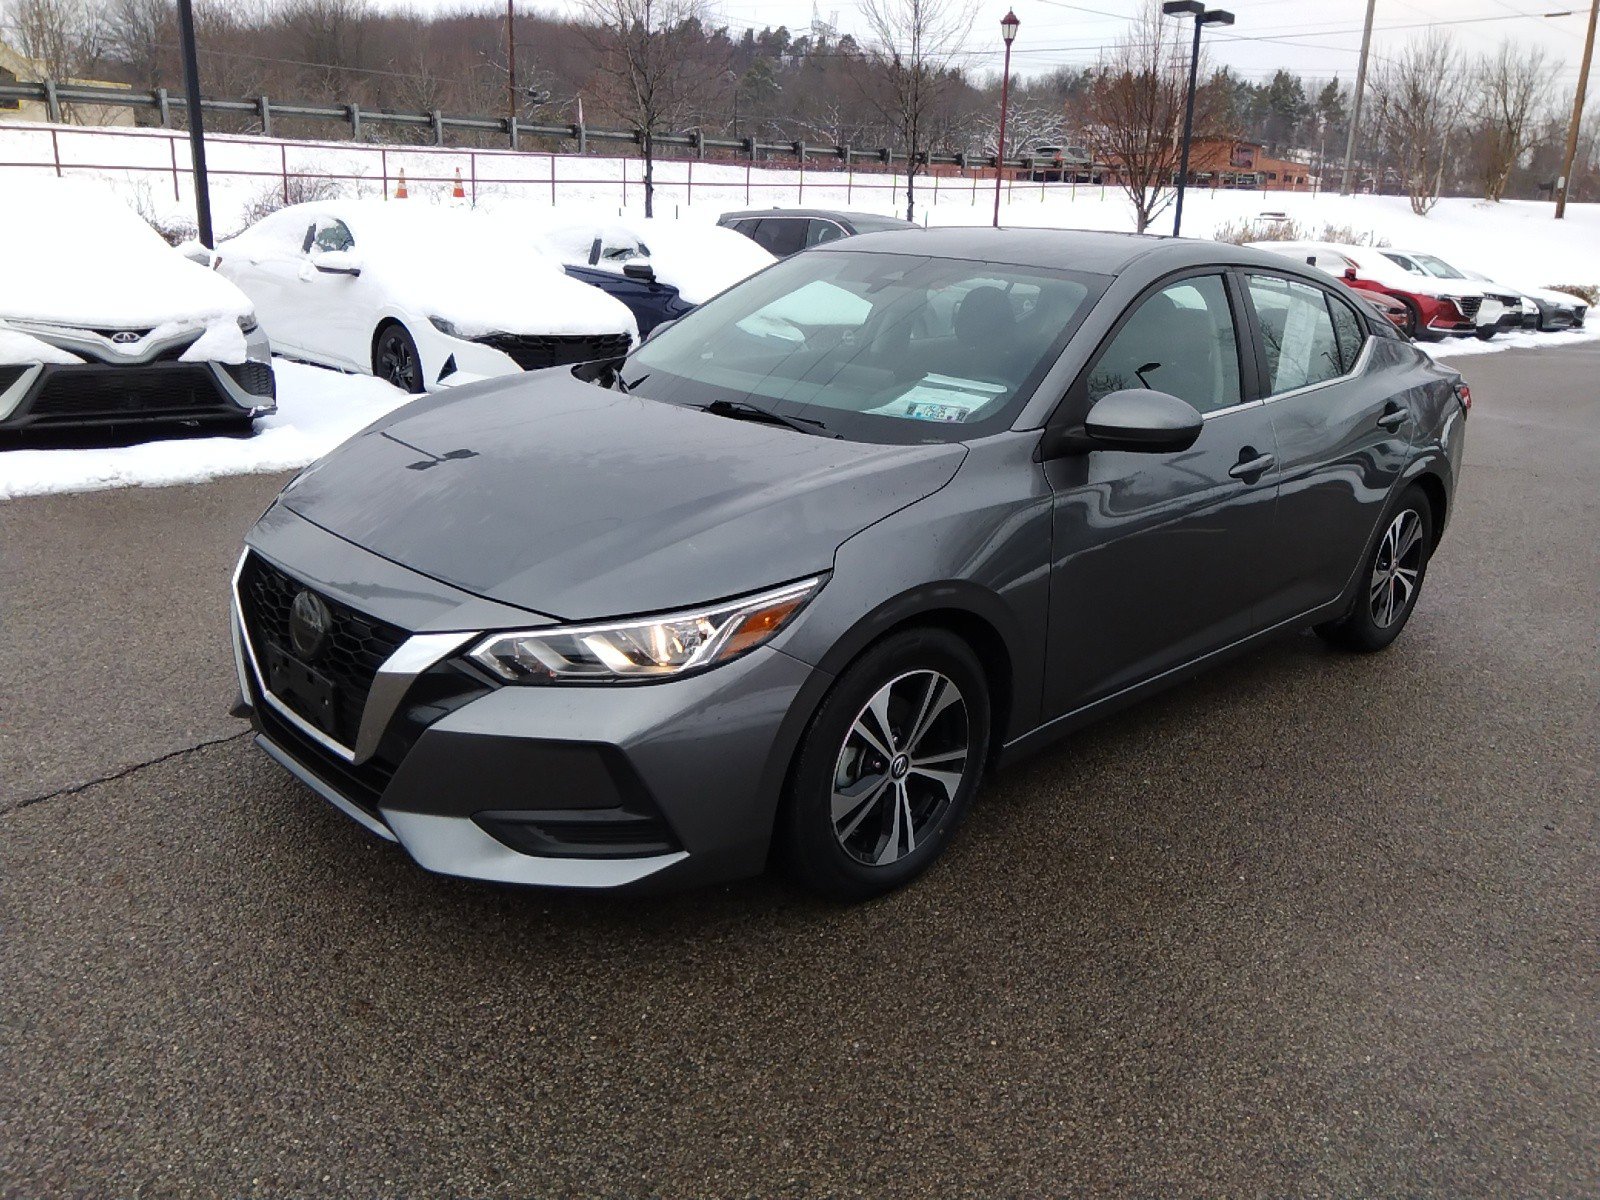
[375,323,424,394]
[1324,485,1434,651]
[780,628,991,901]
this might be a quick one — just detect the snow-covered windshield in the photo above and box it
[1384,251,1464,280]
[625,251,1105,444]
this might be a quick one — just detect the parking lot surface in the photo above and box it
[2,343,1596,1198]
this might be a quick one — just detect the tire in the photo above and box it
[1316,485,1434,653]
[1398,297,1422,340]
[779,627,991,901]
[373,322,425,394]
[1475,326,1497,341]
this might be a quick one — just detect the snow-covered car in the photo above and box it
[1,180,275,435]
[528,217,775,337]
[1378,250,1530,336]
[1504,282,1588,331]
[212,201,637,393]
[1245,240,1505,341]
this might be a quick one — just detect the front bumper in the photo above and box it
[231,522,827,891]
[0,357,275,430]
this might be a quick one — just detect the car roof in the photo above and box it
[718,208,916,228]
[820,226,1304,276]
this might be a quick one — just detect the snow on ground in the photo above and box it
[1424,323,1600,361]
[0,360,410,501]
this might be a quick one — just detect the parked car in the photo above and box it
[232,229,1467,900]
[1,180,274,435]
[1378,249,1531,336]
[211,200,636,393]
[718,208,917,257]
[529,217,774,337]
[1461,273,1587,331]
[1246,240,1505,340]
[1357,289,1414,335]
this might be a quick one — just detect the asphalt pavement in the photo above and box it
[2,342,1596,1198]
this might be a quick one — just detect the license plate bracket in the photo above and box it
[264,642,340,739]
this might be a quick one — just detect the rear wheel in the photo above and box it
[1475,325,1497,341]
[1316,485,1434,652]
[780,628,991,901]
[373,322,425,394]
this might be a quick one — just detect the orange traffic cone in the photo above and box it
[452,167,466,200]
[394,168,408,199]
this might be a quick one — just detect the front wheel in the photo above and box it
[373,322,425,394]
[1475,326,1497,341]
[1316,486,1434,652]
[779,628,991,901]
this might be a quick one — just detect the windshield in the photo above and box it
[623,250,1106,443]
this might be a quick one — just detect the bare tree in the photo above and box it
[1474,41,1554,202]
[1369,33,1471,216]
[6,0,108,81]
[580,0,726,218]
[860,0,972,222]
[1080,2,1190,233]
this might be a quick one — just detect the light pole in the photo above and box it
[1163,1,1233,238]
[1555,0,1598,219]
[993,9,1020,228]
[174,0,212,247]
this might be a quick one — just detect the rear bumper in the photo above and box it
[232,525,827,892]
[0,357,275,430]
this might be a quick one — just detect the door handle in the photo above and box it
[1228,450,1276,481]
[1377,403,1407,431]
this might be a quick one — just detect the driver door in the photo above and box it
[295,217,367,370]
[1042,271,1281,718]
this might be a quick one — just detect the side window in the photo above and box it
[1246,275,1343,395]
[1087,274,1242,415]
[311,219,354,254]
[1327,293,1368,373]
[806,220,845,247]
[753,218,807,257]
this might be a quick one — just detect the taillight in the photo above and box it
[1455,382,1472,413]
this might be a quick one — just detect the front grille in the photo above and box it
[1455,297,1482,321]
[225,360,276,398]
[238,554,407,747]
[0,365,25,393]
[16,363,237,425]
[474,332,632,370]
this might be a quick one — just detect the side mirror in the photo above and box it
[1343,267,1358,282]
[1045,388,1204,457]
[313,250,361,276]
[622,261,657,283]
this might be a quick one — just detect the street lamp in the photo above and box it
[174,0,212,247]
[1162,0,1233,238]
[993,9,1020,228]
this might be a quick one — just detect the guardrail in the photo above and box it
[0,79,1029,173]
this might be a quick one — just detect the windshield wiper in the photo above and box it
[702,398,838,437]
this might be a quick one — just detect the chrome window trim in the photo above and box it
[1203,336,1373,420]
[231,550,477,766]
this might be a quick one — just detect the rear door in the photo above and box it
[1240,270,1410,621]
[1042,271,1282,716]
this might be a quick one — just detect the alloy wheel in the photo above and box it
[831,670,969,866]
[377,329,419,392]
[1370,508,1424,628]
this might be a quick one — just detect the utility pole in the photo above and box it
[175,0,212,246]
[1555,0,1598,218]
[1339,0,1377,195]
[507,0,517,139]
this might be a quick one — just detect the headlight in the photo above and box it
[468,577,823,683]
[429,315,460,337]
[237,312,259,335]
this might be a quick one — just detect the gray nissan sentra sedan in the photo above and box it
[232,228,1468,900]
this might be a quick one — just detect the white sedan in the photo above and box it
[212,200,637,393]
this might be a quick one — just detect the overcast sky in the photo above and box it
[473,0,1595,91]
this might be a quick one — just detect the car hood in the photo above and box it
[279,371,965,620]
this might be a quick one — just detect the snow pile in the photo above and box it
[218,199,635,339]
[0,360,411,501]
[1424,323,1600,360]
[0,177,252,342]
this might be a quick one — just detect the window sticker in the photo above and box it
[869,374,1007,422]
